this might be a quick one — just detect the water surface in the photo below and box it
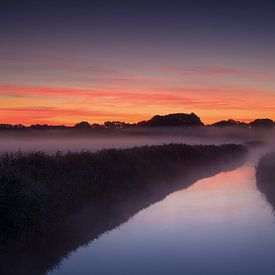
[48,162,275,275]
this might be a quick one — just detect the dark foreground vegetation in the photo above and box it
[0,143,247,274]
[256,152,275,209]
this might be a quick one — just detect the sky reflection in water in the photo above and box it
[49,165,275,275]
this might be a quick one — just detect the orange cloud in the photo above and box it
[0,106,145,125]
[1,85,275,125]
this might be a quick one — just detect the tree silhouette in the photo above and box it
[137,113,204,127]
[74,121,91,129]
[249,119,274,128]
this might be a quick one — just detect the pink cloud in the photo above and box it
[2,85,275,111]
[1,85,275,125]
[156,66,275,83]
[0,56,121,75]
[158,66,249,76]
[0,106,145,125]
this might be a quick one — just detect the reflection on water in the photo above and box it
[49,165,275,275]
[1,153,245,275]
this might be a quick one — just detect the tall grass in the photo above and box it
[256,152,275,209]
[0,143,247,243]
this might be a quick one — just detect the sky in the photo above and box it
[0,0,275,125]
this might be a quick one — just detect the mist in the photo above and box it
[0,127,274,154]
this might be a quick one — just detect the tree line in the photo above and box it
[1,112,275,130]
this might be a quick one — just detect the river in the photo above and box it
[48,152,275,275]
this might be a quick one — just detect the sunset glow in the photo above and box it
[1,83,275,125]
[1,1,275,125]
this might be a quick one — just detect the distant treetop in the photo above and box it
[1,113,275,130]
[74,121,91,129]
[249,119,274,128]
[210,119,248,128]
[137,113,204,127]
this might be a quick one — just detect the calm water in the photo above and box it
[48,159,275,275]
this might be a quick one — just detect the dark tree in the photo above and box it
[0,124,13,129]
[210,119,248,128]
[137,113,204,127]
[91,123,104,129]
[104,121,131,128]
[74,121,91,129]
[30,124,50,129]
[249,119,274,128]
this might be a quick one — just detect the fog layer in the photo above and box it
[0,127,274,153]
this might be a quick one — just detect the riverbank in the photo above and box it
[256,152,275,208]
[0,144,247,245]
[0,143,249,274]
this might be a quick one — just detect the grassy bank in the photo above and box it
[256,152,275,208]
[0,143,247,244]
[0,143,248,274]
